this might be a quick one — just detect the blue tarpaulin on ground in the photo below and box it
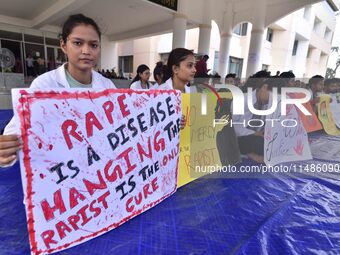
[0,110,12,133]
[0,111,339,255]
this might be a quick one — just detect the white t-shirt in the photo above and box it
[232,90,270,137]
[26,57,34,67]
[130,80,158,90]
[157,78,194,93]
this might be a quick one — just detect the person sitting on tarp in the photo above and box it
[153,61,167,86]
[308,75,324,112]
[130,64,154,89]
[232,77,284,163]
[324,78,339,95]
[279,71,296,87]
[241,70,271,92]
[337,78,340,93]
[225,73,236,85]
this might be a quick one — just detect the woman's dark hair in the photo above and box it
[244,76,284,94]
[279,71,295,79]
[225,73,236,79]
[279,71,295,87]
[153,61,166,82]
[130,64,150,88]
[242,70,271,92]
[61,14,101,43]
[164,48,194,82]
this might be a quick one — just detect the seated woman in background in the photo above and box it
[157,48,197,129]
[324,78,338,94]
[153,61,166,87]
[158,48,196,93]
[130,64,153,89]
[308,75,324,113]
[233,77,284,163]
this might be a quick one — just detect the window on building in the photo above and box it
[159,53,169,65]
[24,34,44,44]
[46,47,56,71]
[57,48,66,62]
[24,43,46,76]
[303,6,311,20]
[46,45,64,71]
[266,28,274,42]
[324,27,332,42]
[326,0,338,11]
[313,17,321,33]
[118,55,133,75]
[0,30,23,41]
[233,25,241,35]
[233,23,248,36]
[292,40,299,56]
[0,40,23,73]
[262,64,269,71]
[45,37,60,47]
[0,30,61,80]
[241,23,248,36]
[0,39,24,90]
[307,47,313,58]
[228,57,243,78]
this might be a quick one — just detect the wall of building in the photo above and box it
[0,0,336,89]
[105,2,336,80]
[100,35,118,72]
[328,14,340,78]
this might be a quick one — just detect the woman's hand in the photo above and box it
[310,97,320,105]
[0,135,21,166]
[254,131,264,137]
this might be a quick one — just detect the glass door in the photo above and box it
[47,47,56,71]
[0,39,24,89]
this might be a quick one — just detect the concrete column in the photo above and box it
[198,24,212,55]
[217,3,233,80]
[172,13,187,49]
[246,28,266,77]
[246,0,266,77]
[100,35,118,71]
[319,53,328,76]
[306,48,321,77]
[292,40,309,77]
[218,32,232,78]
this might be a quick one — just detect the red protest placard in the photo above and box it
[12,88,181,255]
[288,93,322,133]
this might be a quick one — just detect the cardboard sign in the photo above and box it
[310,135,340,162]
[178,92,240,186]
[264,98,312,166]
[178,93,192,187]
[288,93,322,133]
[318,95,340,136]
[12,88,181,255]
[330,93,340,129]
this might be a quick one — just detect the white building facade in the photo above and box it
[113,1,338,80]
[0,0,339,109]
